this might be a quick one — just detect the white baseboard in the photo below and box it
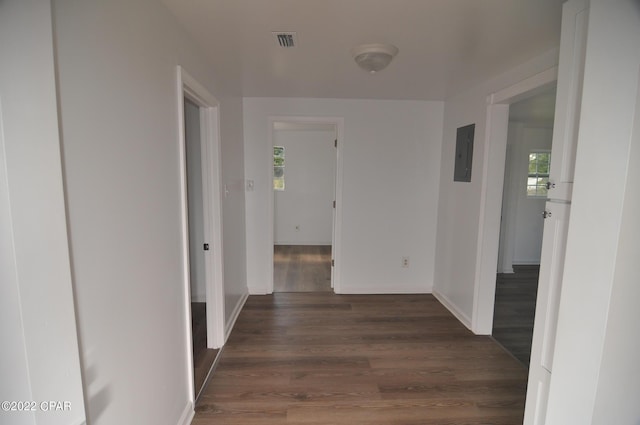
[336,283,432,294]
[177,401,194,425]
[432,290,472,331]
[274,242,332,246]
[225,292,248,341]
[247,285,269,295]
[513,260,541,265]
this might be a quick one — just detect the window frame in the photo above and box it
[273,146,285,191]
[526,150,551,198]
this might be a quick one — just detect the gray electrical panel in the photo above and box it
[454,124,475,182]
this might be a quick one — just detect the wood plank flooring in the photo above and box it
[274,245,332,292]
[192,293,528,424]
[492,265,540,366]
[192,302,219,397]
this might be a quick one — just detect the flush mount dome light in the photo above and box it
[351,43,399,74]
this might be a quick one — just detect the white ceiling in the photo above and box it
[161,0,565,100]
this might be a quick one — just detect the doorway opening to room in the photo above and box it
[178,67,226,402]
[184,97,218,396]
[269,118,343,293]
[492,85,557,366]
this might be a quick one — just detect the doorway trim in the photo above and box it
[176,66,225,402]
[472,67,558,334]
[266,116,345,293]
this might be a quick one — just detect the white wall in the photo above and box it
[0,2,86,425]
[52,0,247,423]
[244,97,443,294]
[545,0,640,423]
[274,129,335,245]
[499,125,552,271]
[219,96,248,327]
[434,49,559,326]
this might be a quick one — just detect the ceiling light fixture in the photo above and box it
[351,43,399,74]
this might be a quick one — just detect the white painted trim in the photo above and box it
[339,285,432,294]
[266,116,345,293]
[488,67,558,105]
[472,103,509,335]
[497,135,518,274]
[275,241,332,246]
[433,290,472,331]
[198,98,226,350]
[176,402,195,425]
[175,71,194,405]
[247,283,269,295]
[473,67,558,335]
[333,120,345,293]
[512,260,543,266]
[176,66,226,407]
[224,292,249,341]
[181,69,226,348]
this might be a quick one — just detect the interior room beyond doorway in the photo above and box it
[274,245,332,292]
[272,121,336,292]
[492,85,556,367]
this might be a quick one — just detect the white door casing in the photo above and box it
[267,116,345,294]
[185,98,207,304]
[177,66,226,404]
[474,66,558,335]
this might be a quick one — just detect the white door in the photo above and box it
[524,201,571,424]
[0,2,86,423]
[546,0,589,202]
[523,0,588,423]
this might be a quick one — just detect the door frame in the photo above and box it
[176,66,225,402]
[266,116,344,293]
[472,67,558,334]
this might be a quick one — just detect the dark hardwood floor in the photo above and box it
[492,265,540,366]
[192,293,528,424]
[192,302,219,398]
[274,245,332,292]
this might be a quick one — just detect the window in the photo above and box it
[273,146,285,191]
[527,151,551,197]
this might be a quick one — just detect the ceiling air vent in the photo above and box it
[273,32,297,48]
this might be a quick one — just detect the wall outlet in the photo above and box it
[402,257,410,268]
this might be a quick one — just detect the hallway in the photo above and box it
[192,293,527,424]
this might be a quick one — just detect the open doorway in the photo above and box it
[184,98,218,395]
[492,86,557,366]
[177,67,226,403]
[270,119,339,293]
